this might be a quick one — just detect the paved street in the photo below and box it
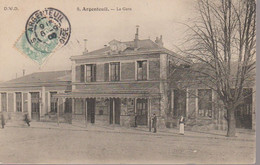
[0,122,255,164]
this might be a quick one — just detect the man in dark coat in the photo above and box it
[152,113,157,133]
[1,113,5,129]
[24,113,30,127]
[134,113,138,127]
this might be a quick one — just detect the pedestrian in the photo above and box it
[152,113,157,133]
[134,113,138,127]
[179,115,185,135]
[1,112,5,129]
[24,113,31,127]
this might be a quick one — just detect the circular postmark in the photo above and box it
[25,8,71,53]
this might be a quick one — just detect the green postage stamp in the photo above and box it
[15,8,71,65]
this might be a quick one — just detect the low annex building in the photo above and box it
[0,27,255,130]
[0,70,71,122]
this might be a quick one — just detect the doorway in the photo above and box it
[109,98,121,124]
[136,99,148,125]
[86,98,95,123]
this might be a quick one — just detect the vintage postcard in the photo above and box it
[0,0,256,164]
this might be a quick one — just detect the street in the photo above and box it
[0,123,255,164]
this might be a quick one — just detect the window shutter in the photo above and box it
[118,63,120,81]
[104,63,109,82]
[92,64,97,82]
[75,65,81,82]
[143,61,147,80]
[80,65,85,82]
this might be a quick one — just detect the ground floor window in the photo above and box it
[235,88,253,129]
[16,92,22,112]
[1,93,7,112]
[75,99,84,115]
[50,92,58,113]
[65,98,72,113]
[198,89,212,117]
[173,89,186,117]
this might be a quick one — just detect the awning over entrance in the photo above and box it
[53,91,161,99]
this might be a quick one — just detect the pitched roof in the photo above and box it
[0,70,71,86]
[71,39,185,62]
[86,39,162,56]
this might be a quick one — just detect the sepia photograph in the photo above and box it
[0,0,257,164]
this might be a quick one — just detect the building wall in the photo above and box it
[75,82,160,93]
[73,54,161,84]
[170,87,255,130]
[0,83,71,122]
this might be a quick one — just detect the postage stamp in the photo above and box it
[15,8,71,65]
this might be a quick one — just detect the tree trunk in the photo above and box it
[226,105,236,137]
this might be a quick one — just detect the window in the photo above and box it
[173,89,186,117]
[85,64,96,82]
[74,99,84,114]
[31,92,40,113]
[16,92,22,112]
[110,62,120,81]
[137,60,147,80]
[50,92,58,113]
[136,100,147,116]
[198,89,212,117]
[1,93,7,112]
[80,65,85,82]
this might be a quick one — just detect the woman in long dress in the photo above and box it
[179,116,185,135]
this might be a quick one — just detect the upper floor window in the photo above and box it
[86,64,96,82]
[198,89,212,117]
[110,62,120,81]
[16,92,22,112]
[137,60,147,80]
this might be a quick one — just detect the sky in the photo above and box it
[0,0,196,81]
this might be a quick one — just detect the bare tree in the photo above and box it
[176,0,256,137]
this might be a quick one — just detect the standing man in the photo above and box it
[134,113,138,127]
[152,113,157,133]
[24,113,31,127]
[1,112,5,129]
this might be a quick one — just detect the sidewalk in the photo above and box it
[5,120,255,142]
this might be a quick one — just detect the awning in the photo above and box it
[53,91,161,99]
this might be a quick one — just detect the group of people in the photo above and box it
[1,112,31,129]
[134,113,185,134]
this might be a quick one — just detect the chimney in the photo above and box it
[155,35,163,47]
[134,25,139,48]
[23,69,25,76]
[83,39,88,54]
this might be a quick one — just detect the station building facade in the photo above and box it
[0,27,255,130]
